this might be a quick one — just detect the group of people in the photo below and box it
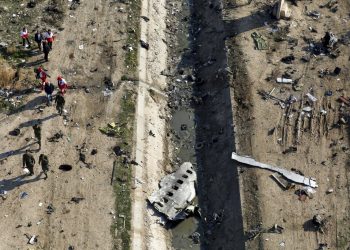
[20,27,55,62]
[36,66,67,115]
[22,123,49,179]
[19,26,70,180]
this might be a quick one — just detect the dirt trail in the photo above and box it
[0,0,128,249]
[131,0,171,248]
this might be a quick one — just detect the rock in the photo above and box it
[140,40,149,50]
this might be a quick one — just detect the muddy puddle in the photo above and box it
[170,108,200,249]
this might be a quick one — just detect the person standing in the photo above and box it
[44,82,55,105]
[55,92,65,115]
[42,40,50,62]
[34,30,43,51]
[57,76,68,95]
[45,29,54,50]
[36,66,50,91]
[38,154,49,180]
[32,123,42,150]
[23,150,35,176]
[20,27,31,47]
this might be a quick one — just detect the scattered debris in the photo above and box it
[251,32,268,50]
[99,122,121,136]
[246,223,284,241]
[271,173,294,190]
[326,188,334,194]
[70,197,84,204]
[273,0,291,19]
[24,234,37,245]
[46,204,55,214]
[20,192,28,199]
[189,232,200,244]
[277,77,293,84]
[91,149,98,155]
[281,55,295,64]
[295,187,316,201]
[322,32,338,49]
[148,162,197,220]
[48,131,64,142]
[231,152,318,188]
[268,224,284,234]
[140,40,149,50]
[312,214,327,233]
[9,128,20,136]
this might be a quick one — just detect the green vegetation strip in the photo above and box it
[111,89,136,250]
[125,0,141,76]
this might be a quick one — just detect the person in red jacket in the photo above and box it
[45,29,55,50]
[57,76,68,95]
[20,27,31,47]
[37,66,48,83]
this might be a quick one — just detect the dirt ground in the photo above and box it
[226,0,350,249]
[0,0,133,249]
[2,0,350,249]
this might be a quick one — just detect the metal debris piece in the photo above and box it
[231,152,318,188]
[268,224,284,234]
[140,40,149,50]
[70,197,84,204]
[148,162,197,220]
[251,32,268,50]
[271,173,294,190]
[312,214,327,233]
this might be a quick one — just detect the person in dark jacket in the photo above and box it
[33,123,42,150]
[34,30,43,51]
[55,92,65,115]
[39,154,49,179]
[23,150,35,176]
[42,40,50,62]
[44,82,55,105]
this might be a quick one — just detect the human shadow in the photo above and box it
[303,219,318,232]
[0,173,43,192]
[17,113,59,129]
[19,58,47,68]
[223,6,274,38]
[0,142,36,160]
[9,95,47,115]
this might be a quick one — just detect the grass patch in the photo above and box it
[124,0,141,77]
[0,58,16,88]
[111,89,136,250]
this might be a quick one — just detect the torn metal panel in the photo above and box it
[231,152,318,188]
[148,162,196,220]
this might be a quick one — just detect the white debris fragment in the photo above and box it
[231,152,318,188]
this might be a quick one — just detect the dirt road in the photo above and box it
[0,0,129,249]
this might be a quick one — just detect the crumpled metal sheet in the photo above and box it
[231,152,318,188]
[148,162,196,220]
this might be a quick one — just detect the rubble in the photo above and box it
[231,152,318,188]
[251,32,268,50]
[148,162,197,220]
[273,0,291,19]
[312,214,327,233]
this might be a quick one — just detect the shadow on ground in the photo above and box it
[0,173,44,192]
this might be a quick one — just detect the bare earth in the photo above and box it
[0,0,129,249]
[226,0,350,249]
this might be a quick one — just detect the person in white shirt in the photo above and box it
[20,27,31,47]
